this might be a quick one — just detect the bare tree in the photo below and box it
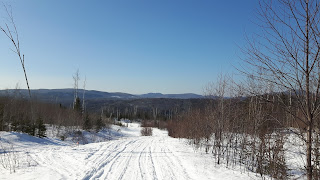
[242,0,320,179]
[0,4,36,133]
[82,76,86,113]
[0,4,31,99]
[73,69,80,111]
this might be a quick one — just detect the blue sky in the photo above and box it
[0,0,258,94]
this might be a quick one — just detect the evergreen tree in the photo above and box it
[95,116,104,132]
[37,116,46,138]
[22,115,35,136]
[83,113,92,131]
[74,97,82,114]
[25,123,35,136]
[0,104,4,131]
[11,118,19,132]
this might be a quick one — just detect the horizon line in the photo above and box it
[0,88,204,96]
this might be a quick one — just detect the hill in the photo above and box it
[0,89,205,116]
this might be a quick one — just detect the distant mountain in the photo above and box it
[0,89,136,106]
[139,93,203,99]
[0,89,206,114]
[0,89,203,104]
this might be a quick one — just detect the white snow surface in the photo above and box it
[0,123,261,180]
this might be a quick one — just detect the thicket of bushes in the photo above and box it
[0,92,110,138]
[140,127,153,136]
[167,93,319,179]
[140,120,155,136]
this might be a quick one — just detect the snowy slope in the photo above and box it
[0,123,261,180]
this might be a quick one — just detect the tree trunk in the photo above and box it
[307,123,312,180]
[305,1,312,179]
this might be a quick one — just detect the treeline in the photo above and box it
[167,86,320,179]
[0,91,109,138]
[98,98,208,121]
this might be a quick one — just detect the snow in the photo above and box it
[111,96,121,98]
[0,123,261,180]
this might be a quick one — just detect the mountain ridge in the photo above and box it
[0,88,203,100]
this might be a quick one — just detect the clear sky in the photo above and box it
[0,0,258,94]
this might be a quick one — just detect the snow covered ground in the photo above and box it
[0,123,262,180]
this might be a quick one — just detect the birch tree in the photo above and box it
[243,0,320,179]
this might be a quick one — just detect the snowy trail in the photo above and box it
[1,124,260,180]
[80,136,190,180]
[30,137,190,179]
[1,129,192,180]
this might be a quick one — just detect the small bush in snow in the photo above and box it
[0,141,19,173]
[141,127,153,136]
[59,135,66,141]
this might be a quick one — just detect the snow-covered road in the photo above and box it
[1,124,259,180]
[80,136,190,180]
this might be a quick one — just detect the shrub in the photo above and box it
[36,117,46,138]
[141,127,153,136]
[83,113,92,131]
[95,117,105,132]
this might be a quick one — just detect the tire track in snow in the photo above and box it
[28,135,192,180]
[82,139,139,180]
[30,146,86,179]
[164,143,191,179]
[148,145,159,180]
[117,139,146,180]
[138,143,149,180]
[152,138,177,180]
[82,136,192,180]
[99,139,139,179]
[151,137,191,180]
[84,140,116,161]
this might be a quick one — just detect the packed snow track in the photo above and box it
[1,124,259,180]
[80,136,190,180]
